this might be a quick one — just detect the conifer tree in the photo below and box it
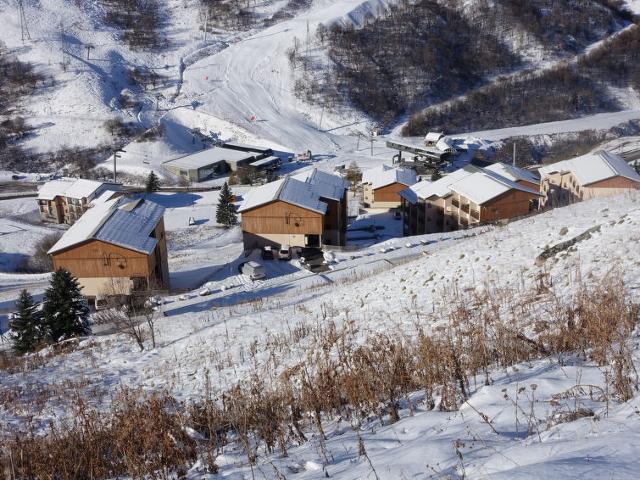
[145,171,161,193]
[216,182,237,227]
[9,289,42,354]
[42,268,91,343]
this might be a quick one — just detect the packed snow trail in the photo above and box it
[180,0,396,154]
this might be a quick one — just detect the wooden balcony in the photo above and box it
[470,209,480,220]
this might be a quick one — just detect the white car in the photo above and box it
[278,244,291,260]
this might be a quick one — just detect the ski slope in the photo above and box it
[180,0,396,154]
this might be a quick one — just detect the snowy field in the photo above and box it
[3,192,640,478]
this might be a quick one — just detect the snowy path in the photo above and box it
[180,0,395,154]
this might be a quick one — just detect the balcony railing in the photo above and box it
[470,209,480,220]
[461,204,470,213]
[451,199,460,208]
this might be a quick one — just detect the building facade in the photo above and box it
[239,171,349,250]
[401,164,541,235]
[49,197,169,303]
[539,150,640,208]
[362,165,417,208]
[37,178,121,225]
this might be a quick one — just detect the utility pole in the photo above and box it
[113,148,125,183]
[203,8,209,42]
[59,22,69,70]
[318,102,324,130]
[18,0,31,43]
[85,44,94,60]
[512,142,516,167]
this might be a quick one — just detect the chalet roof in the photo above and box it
[425,132,444,143]
[485,163,540,185]
[238,177,328,214]
[449,170,540,205]
[38,178,119,200]
[362,164,417,190]
[48,197,165,255]
[538,150,640,186]
[165,147,253,170]
[400,164,540,205]
[293,168,350,201]
[400,165,479,203]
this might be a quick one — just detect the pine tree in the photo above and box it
[145,171,161,193]
[216,182,237,227]
[9,289,43,354]
[42,268,91,343]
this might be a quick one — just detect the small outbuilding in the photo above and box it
[163,147,258,182]
[362,164,417,208]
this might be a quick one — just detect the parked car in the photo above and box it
[278,244,291,260]
[262,245,274,260]
[240,261,266,280]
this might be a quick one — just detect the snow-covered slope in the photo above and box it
[4,193,640,477]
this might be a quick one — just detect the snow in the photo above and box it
[451,169,540,205]
[362,164,417,190]
[539,150,640,186]
[485,162,540,184]
[48,197,164,254]
[239,176,328,214]
[37,178,118,200]
[293,168,350,201]
[5,192,640,478]
[163,147,255,170]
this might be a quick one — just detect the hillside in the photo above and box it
[3,193,640,477]
[1,0,640,183]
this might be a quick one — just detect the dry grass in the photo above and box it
[1,272,638,478]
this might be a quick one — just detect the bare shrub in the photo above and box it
[17,232,62,273]
[2,389,196,479]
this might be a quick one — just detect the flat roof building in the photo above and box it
[163,147,258,182]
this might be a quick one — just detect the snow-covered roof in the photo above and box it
[425,132,444,143]
[401,165,479,203]
[165,148,253,170]
[401,164,540,205]
[48,197,165,255]
[539,150,640,186]
[435,137,456,152]
[38,178,119,200]
[90,189,121,206]
[294,168,350,201]
[485,163,540,185]
[238,177,328,214]
[362,164,417,190]
[450,170,540,205]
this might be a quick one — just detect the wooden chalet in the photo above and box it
[48,197,169,304]
[539,150,640,208]
[362,164,417,208]
[238,169,349,250]
[401,163,541,235]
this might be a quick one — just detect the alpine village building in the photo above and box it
[362,164,417,208]
[37,178,122,225]
[48,197,169,306]
[539,150,640,208]
[238,169,349,250]
[400,163,541,235]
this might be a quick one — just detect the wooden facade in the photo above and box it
[541,172,640,208]
[403,188,539,235]
[51,218,169,299]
